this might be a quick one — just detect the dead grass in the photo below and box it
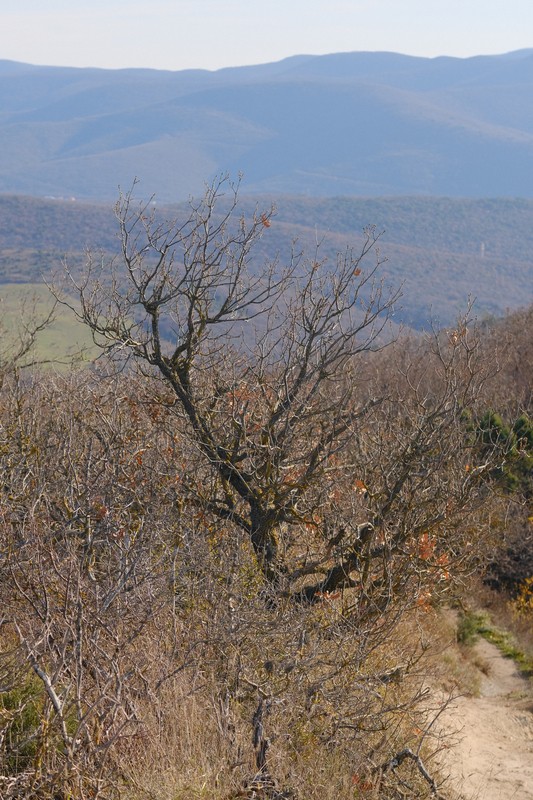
[120,679,245,800]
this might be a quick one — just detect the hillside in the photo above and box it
[0,229,531,800]
[0,193,531,330]
[1,50,533,200]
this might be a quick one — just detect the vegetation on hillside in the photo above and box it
[0,180,531,799]
[0,192,532,331]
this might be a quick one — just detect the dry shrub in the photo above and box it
[118,603,453,800]
[0,358,495,800]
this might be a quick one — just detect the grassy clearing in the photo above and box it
[0,283,98,366]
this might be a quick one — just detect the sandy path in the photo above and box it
[437,637,533,800]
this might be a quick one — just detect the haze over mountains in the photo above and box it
[1,49,532,333]
[1,49,533,201]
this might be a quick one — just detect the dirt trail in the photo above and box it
[437,637,533,800]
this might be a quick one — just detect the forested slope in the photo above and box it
[0,192,532,329]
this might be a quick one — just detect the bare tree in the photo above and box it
[57,176,398,588]
[55,176,499,620]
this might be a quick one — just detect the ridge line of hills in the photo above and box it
[1,49,533,200]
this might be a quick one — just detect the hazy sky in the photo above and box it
[2,0,532,72]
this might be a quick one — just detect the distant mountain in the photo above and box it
[1,193,531,329]
[1,50,533,201]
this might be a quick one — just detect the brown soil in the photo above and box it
[437,636,533,800]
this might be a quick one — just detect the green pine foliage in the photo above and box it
[476,410,533,496]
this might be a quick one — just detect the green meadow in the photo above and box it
[0,283,98,366]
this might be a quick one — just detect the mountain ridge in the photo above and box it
[1,50,533,200]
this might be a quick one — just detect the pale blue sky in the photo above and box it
[2,0,532,71]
